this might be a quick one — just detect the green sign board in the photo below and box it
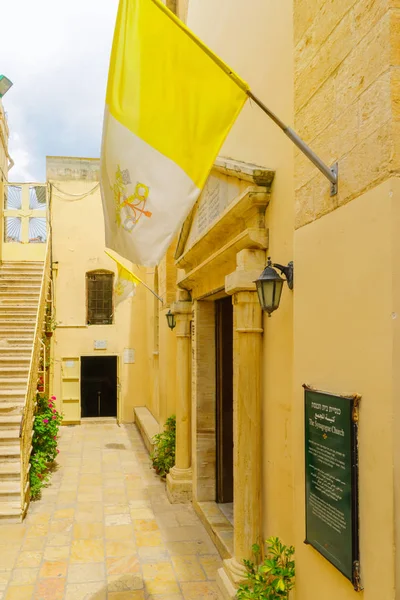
[304,387,361,590]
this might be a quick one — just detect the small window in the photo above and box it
[86,271,114,325]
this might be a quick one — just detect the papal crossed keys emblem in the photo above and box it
[113,166,152,232]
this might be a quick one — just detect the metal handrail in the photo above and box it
[19,237,51,513]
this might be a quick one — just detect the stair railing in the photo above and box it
[19,237,52,516]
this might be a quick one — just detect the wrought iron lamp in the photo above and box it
[254,257,294,316]
[0,76,13,98]
[166,309,176,330]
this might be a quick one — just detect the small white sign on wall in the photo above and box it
[94,340,107,350]
[65,360,75,368]
[123,348,135,364]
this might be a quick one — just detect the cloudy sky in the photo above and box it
[1,0,119,181]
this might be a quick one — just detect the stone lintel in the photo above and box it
[177,229,268,295]
[214,156,275,188]
[176,187,269,270]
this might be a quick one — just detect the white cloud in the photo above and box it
[8,131,36,182]
[1,0,119,181]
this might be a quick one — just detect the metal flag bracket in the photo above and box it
[248,91,339,196]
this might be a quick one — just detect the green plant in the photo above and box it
[30,393,63,500]
[151,415,176,478]
[237,537,295,600]
[45,314,57,332]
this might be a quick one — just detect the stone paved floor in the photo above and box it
[0,423,223,600]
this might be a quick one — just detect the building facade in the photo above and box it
[132,1,400,599]
[47,156,178,426]
[0,0,399,596]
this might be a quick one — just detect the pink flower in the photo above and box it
[53,436,57,440]
[51,396,56,400]
[43,418,49,424]
[52,415,57,420]
[52,409,57,413]
[56,449,60,454]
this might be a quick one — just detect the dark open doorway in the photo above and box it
[215,297,234,505]
[81,356,117,418]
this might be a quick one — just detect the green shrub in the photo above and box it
[30,393,63,500]
[151,415,176,478]
[237,537,295,600]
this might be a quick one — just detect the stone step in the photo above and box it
[1,302,38,315]
[0,482,20,499]
[0,287,41,295]
[0,263,43,271]
[0,325,35,333]
[0,360,31,369]
[0,329,35,338]
[0,416,21,429]
[0,378,28,389]
[0,505,22,523]
[0,272,42,278]
[0,367,29,377]
[0,338,34,348]
[0,392,27,400]
[0,318,37,325]
[0,430,20,445]
[0,347,32,354]
[0,290,40,298]
[0,461,21,479]
[0,404,24,417]
[0,446,20,459]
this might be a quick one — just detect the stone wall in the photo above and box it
[294,0,400,228]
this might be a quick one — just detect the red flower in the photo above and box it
[43,419,49,424]
[52,416,57,420]
[51,396,56,400]
[56,449,60,454]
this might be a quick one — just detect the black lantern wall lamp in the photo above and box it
[166,309,176,330]
[254,257,294,316]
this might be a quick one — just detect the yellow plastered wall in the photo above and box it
[187,0,294,543]
[142,240,178,428]
[48,156,150,423]
[293,0,400,596]
[294,179,399,599]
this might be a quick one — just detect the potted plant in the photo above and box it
[45,315,57,338]
[37,375,44,393]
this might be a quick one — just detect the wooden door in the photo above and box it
[216,297,234,503]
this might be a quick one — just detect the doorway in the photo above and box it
[81,356,117,418]
[215,297,234,506]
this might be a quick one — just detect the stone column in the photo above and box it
[166,298,193,503]
[217,250,264,599]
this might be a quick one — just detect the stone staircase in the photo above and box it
[0,261,43,522]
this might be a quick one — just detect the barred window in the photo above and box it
[86,271,114,325]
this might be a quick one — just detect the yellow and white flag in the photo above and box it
[100,0,249,267]
[106,250,163,307]
[114,263,137,308]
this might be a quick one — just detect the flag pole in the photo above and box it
[247,90,338,196]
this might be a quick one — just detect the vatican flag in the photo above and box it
[114,263,137,308]
[100,0,249,267]
[105,250,163,307]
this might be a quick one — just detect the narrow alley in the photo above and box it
[0,423,222,600]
